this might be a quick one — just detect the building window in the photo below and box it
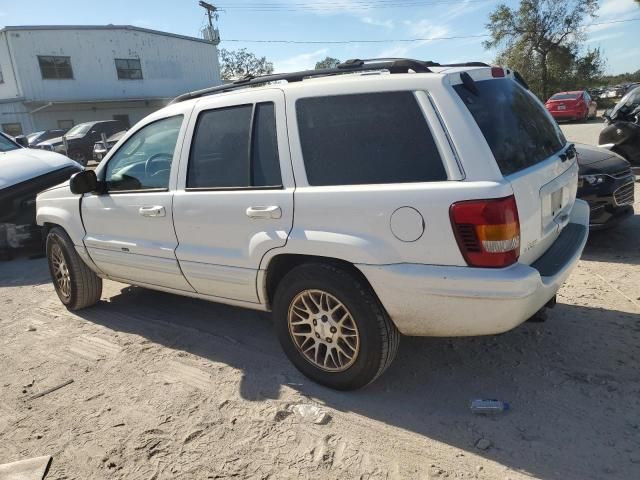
[2,123,23,137]
[115,58,143,80]
[58,119,74,130]
[38,55,73,79]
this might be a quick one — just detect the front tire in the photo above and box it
[272,263,399,390]
[69,150,87,166]
[46,227,102,310]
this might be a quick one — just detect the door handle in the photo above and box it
[245,205,282,219]
[138,205,166,217]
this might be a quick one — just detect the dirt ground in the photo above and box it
[1,122,639,480]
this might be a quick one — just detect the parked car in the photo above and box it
[599,85,640,175]
[545,90,597,121]
[92,130,127,161]
[588,87,604,100]
[575,143,635,229]
[26,129,68,147]
[37,120,126,165]
[0,132,82,259]
[603,87,619,99]
[37,59,589,390]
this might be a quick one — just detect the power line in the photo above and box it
[221,17,640,44]
[215,0,494,11]
[223,33,489,44]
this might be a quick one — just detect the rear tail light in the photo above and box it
[449,195,520,268]
[491,66,505,78]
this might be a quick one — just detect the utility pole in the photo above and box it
[199,1,220,45]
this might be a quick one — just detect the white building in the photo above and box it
[0,25,221,136]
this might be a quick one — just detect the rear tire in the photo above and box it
[272,263,399,390]
[46,227,102,310]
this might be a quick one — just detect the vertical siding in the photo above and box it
[7,27,220,102]
[0,32,21,100]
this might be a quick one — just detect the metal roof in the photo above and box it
[0,25,211,45]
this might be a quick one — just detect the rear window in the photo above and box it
[296,91,446,186]
[549,93,581,100]
[454,79,566,176]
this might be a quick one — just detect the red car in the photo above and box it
[545,90,598,122]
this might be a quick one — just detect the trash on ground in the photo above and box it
[470,399,510,414]
[475,438,492,451]
[29,379,74,400]
[290,403,332,425]
[0,455,52,480]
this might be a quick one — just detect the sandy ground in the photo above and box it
[1,122,639,480]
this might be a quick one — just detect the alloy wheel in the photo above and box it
[287,289,360,372]
[51,244,71,299]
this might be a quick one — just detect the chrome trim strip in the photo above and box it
[426,92,466,180]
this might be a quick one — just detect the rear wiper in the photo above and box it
[460,72,479,96]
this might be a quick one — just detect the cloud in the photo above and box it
[404,19,450,39]
[610,47,640,61]
[373,0,487,59]
[300,0,369,16]
[376,20,450,59]
[274,48,330,72]
[585,31,624,43]
[587,0,638,33]
[438,0,490,24]
[361,17,394,29]
[598,0,638,17]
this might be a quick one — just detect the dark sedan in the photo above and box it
[26,129,67,147]
[576,143,635,229]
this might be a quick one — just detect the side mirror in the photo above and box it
[14,135,29,147]
[70,170,99,194]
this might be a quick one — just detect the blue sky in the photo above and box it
[1,0,638,74]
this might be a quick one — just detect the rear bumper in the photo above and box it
[549,109,583,120]
[357,199,590,337]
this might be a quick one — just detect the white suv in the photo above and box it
[36,59,589,390]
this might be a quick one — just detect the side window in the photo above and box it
[252,103,281,186]
[296,92,447,186]
[105,115,183,192]
[187,102,282,189]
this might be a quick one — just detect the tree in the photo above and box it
[219,48,274,80]
[315,57,341,70]
[484,0,599,99]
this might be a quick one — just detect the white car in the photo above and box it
[36,59,589,390]
[0,133,81,257]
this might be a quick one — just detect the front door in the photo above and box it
[82,114,194,291]
[173,89,294,303]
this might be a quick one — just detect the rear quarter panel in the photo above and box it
[263,75,514,267]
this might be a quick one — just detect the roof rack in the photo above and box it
[170,57,437,104]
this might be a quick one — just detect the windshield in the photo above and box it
[611,86,640,118]
[454,78,566,176]
[0,134,20,152]
[65,123,92,136]
[27,132,43,142]
[549,93,581,101]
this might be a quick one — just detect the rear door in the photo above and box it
[172,89,294,303]
[453,75,578,264]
